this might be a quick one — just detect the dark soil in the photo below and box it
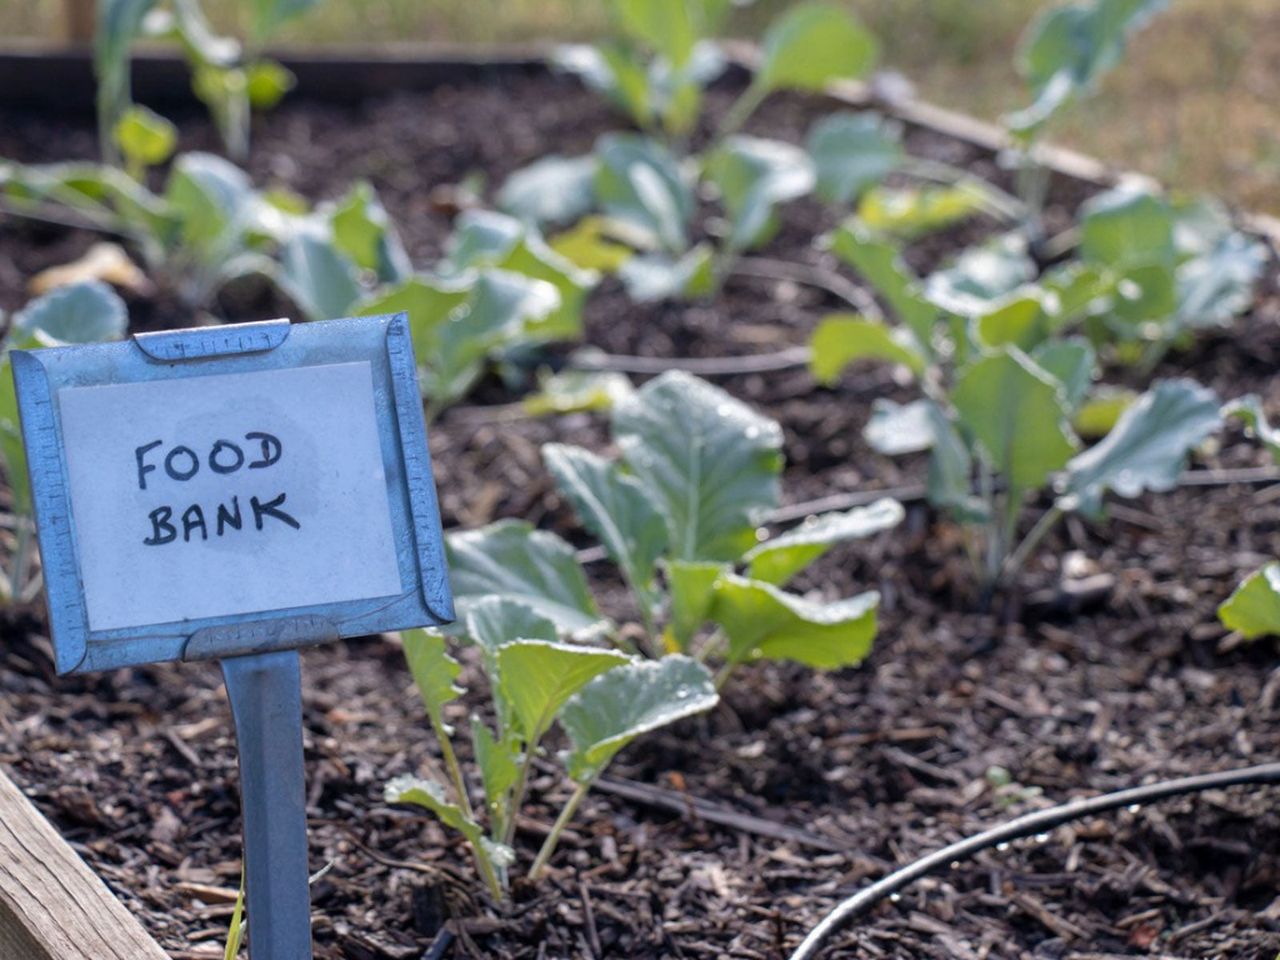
[2,70,1280,960]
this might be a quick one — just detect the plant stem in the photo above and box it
[501,742,539,848]
[528,780,592,882]
[1000,503,1065,587]
[429,716,504,901]
[716,82,767,141]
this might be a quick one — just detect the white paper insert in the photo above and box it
[57,361,403,631]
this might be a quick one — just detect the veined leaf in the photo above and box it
[560,655,718,782]
[614,371,783,562]
[278,224,362,321]
[826,223,935,347]
[810,315,927,384]
[402,629,463,734]
[711,574,879,670]
[544,444,668,607]
[858,185,984,240]
[953,347,1079,492]
[13,280,128,345]
[1080,185,1175,269]
[705,136,815,252]
[331,181,412,284]
[755,2,878,94]
[447,520,607,636]
[744,499,903,587]
[806,111,904,207]
[1007,0,1168,136]
[165,152,255,261]
[1224,394,1280,464]
[356,274,472,368]
[1176,230,1266,330]
[499,155,598,228]
[1219,563,1280,640]
[462,595,559,738]
[497,640,629,741]
[664,559,727,651]
[1060,378,1220,518]
[863,398,936,456]
[594,134,693,254]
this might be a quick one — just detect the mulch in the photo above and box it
[1,68,1280,959]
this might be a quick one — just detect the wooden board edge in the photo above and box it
[0,767,171,960]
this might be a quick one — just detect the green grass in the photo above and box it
[7,0,1279,214]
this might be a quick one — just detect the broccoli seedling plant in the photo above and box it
[506,0,1021,306]
[97,0,320,162]
[388,622,718,898]
[446,371,904,688]
[812,222,1224,593]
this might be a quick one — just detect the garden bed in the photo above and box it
[2,54,1280,960]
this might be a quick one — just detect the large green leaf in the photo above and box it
[1080,185,1175,268]
[1031,337,1096,412]
[755,2,878,93]
[544,444,668,608]
[953,347,1079,492]
[971,291,1057,351]
[165,152,255,260]
[744,499,903,587]
[806,112,904,207]
[1176,230,1266,330]
[462,596,559,738]
[613,0,699,66]
[1007,0,1168,135]
[402,629,463,734]
[705,136,815,252]
[356,274,471,371]
[827,223,935,347]
[498,155,598,228]
[447,520,607,636]
[594,134,693,254]
[664,559,727,651]
[560,655,718,782]
[613,371,783,562]
[13,280,128,345]
[925,401,988,523]
[1218,563,1280,640]
[497,641,629,742]
[278,225,362,321]
[1060,378,1220,518]
[330,181,412,284]
[810,315,927,384]
[385,775,513,871]
[554,43,653,130]
[710,574,879,670]
[1223,394,1280,464]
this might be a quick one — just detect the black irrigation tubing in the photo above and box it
[788,762,1280,960]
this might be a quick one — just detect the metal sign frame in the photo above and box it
[13,312,454,675]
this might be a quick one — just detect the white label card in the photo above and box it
[57,361,403,631]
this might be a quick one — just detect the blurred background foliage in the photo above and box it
[2,0,1276,214]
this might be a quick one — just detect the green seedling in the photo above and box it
[447,371,903,688]
[387,624,717,897]
[815,223,1222,593]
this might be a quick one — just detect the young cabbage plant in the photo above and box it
[386,621,717,897]
[1073,185,1266,372]
[0,152,299,312]
[814,224,1223,592]
[446,371,904,688]
[96,0,319,162]
[1004,0,1168,231]
[0,281,129,603]
[347,209,599,416]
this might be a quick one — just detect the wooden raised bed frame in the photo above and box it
[0,41,1275,959]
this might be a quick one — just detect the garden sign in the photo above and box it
[13,314,454,960]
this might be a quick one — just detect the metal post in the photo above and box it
[222,650,314,960]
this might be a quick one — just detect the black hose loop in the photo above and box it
[788,762,1280,960]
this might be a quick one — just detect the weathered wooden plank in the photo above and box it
[0,768,169,960]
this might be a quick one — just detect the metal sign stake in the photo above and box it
[223,649,313,960]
